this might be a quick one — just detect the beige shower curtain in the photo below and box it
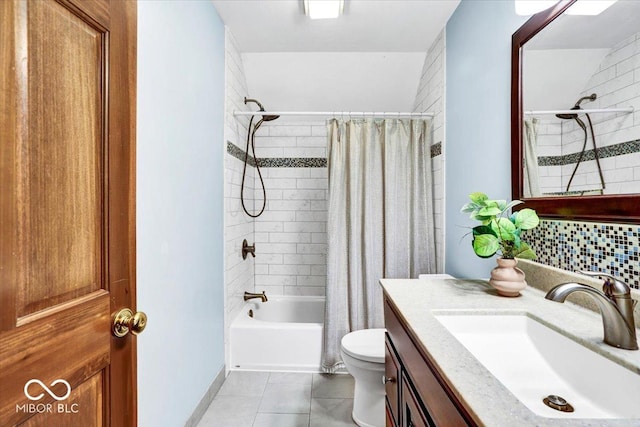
[322,118,436,373]
[523,118,541,197]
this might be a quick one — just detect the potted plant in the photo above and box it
[461,192,540,296]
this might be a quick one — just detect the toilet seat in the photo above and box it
[341,328,386,364]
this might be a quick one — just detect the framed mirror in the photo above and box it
[511,0,640,222]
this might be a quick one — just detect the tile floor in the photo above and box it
[196,371,357,427]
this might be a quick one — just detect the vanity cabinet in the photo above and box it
[384,296,476,427]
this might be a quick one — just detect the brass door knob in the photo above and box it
[112,308,147,338]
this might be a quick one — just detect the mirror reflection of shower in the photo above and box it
[241,97,280,217]
[554,93,605,194]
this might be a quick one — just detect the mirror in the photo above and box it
[512,0,640,222]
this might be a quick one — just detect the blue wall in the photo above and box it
[137,2,225,426]
[445,0,528,278]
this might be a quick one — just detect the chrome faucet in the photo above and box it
[244,291,268,302]
[545,271,638,350]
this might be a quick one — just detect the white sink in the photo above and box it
[434,313,640,419]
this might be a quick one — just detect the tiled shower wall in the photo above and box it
[251,122,328,296]
[535,31,640,195]
[224,28,254,365]
[413,29,446,272]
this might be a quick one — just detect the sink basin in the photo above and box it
[434,313,640,419]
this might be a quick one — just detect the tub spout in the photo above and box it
[545,273,638,350]
[244,291,267,302]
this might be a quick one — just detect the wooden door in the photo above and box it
[0,0,138,426]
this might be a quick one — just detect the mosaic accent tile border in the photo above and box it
[227,141,326,168]
[538,139,640,166]
[522,219,640,289]
[227,141,256,166]
[228,141,443,168]
[431,142,442,158]
[257,158,326,168]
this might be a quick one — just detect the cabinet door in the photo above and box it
[402,375,432,427]
[385,337,401,426]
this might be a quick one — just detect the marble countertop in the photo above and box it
[380,278,640,427]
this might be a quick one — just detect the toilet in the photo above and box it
[341,275,454,427]
[341,328,386,427]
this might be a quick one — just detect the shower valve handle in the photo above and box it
[242,239,256,259]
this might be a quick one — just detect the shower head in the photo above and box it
[555,93,597,120]
[244,97,280,122]
[556,106,580,120]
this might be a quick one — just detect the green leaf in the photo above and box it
[471,213,496,224]
[460,202,478,213]
[478,206,502,217]
[490,218,516,241]
[514,242,537,260]
[494,200,508,211]
[469,192,488,204]
[472,225,497,237]
[514,208,540,230]
[472,234,500,258]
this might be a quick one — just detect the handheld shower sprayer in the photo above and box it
[240,97,280,217]
[555,93,597,120]
[554,93,604,193]
[244,97,280,123]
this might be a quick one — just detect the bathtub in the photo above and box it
[230,295,325,372]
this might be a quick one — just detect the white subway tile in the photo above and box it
[283,254,327,265]
[255,264,269,275]
[269,232,312,243]
[269,264,311,276]
[261,285,284,296]
[255,221,284,232]
[254,253,284,265]
[311,233,327,244]
[296,211,327,222]
[296,243,327,254]
[311,265,327,276]
[282,189,326,200]
[255,275,297,286]
[269,125,312,137]
[258,243,298,254]
[284,286,325,296]
[310,201,327,211]
[268,200,310,211]
[311,126,327,137]
[296,179,327,189]
[296,276,326,286]
[284,222,326,233]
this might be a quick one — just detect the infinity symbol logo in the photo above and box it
[24,379,72,401]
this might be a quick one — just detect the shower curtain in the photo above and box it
[322,118,436,373]
[523,118,541,197]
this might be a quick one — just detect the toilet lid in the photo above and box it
[341,328,386,363]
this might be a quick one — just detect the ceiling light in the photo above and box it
[514,0,557,16]
[303,0,344,20]
[565,0,617,15]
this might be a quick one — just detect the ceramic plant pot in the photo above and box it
[489,258,527,297]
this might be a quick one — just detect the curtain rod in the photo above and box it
[233,111,435,118]
[524,107,634,116]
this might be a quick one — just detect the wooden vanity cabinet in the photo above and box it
[384,296,476,427]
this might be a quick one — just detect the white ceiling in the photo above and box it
[212,0,460,116]
[212,0,461,53]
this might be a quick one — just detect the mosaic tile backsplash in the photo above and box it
[523,219,640,290]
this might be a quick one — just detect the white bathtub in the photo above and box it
[230,295,325,372]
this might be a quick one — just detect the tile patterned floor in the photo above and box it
[197,371,357,427]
